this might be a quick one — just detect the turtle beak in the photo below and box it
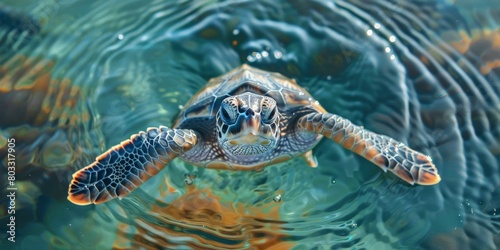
[236,116,259,144]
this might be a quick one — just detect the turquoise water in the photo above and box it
[0,0,499,249]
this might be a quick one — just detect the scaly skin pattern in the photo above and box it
[67,127,197,205]
[298,113,441,185]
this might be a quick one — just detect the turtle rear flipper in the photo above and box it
[298,113,440,185]
[67,127,197,205]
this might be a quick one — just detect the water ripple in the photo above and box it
[1,0,499,249]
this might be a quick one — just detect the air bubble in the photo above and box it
[366,29,373,36]
[273,194,282,202]
[117,34,124,40]
[273,50,282,59]
[184,177,193,185]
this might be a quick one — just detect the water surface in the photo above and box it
[0,0,499,249]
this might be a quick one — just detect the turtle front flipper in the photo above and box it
[68,127,197,205]
[298,113,440,185]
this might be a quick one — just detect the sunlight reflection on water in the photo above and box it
[0,0,499,249]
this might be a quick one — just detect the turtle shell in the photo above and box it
[173,64,326,129]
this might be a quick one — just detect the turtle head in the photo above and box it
[216,92,280,158]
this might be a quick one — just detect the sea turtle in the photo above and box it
[67,64,441,205]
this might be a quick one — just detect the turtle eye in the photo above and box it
[220,104,237,124]
[262,106,278,124]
